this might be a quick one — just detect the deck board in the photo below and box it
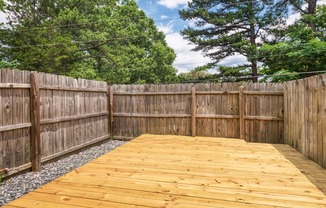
[3,134,326,208]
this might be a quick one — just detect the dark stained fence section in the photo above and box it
[0,69,31,171]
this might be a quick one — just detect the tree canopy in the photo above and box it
[179,0,325,82]
[259,5,326,82]
[179,0,285,82]
[0,0,177,84]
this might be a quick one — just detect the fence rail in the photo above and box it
[1,68,325,177]
[111,83,284,142]
[0,69,109,175]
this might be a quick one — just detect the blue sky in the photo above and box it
[136,0,249,74]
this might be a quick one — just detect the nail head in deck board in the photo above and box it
[30,73,41,172]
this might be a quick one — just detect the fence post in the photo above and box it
[108,85,114,138]
[191,86,196,137]
[239,86,245,140]
[30,73,41,171]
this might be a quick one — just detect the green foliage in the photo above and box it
[259,5,326,82]
[0,60,20,68]
[179,0,285,82]
[178,69,215,83]
[178,64,257,83]
[0,0,177,84]
[260,69,299,83]
[217,65,254,82]
[0,0,4,11]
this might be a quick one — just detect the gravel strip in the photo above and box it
[0,140,127,206]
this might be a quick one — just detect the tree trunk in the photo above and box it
[307,0,317,14]
[248,2,258,83]
[251,60,258,82]
[307,0,317,30]
[249,23,258,81]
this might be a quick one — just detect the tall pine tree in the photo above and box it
[179,0,284,82]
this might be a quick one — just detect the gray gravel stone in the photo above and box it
[0,140,126,206]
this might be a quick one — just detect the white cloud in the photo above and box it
[157,0,189,9]
[157,23,174,34]
[286,12,301,25]
[165,32,211,73]
[160,15,168,19]
[0,12,7,24]
[157,21,175,34]
[219,55,248,67]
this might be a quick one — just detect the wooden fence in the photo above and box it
[0,70,31,174]
[284,74,326,168]
[2,69,325,174]
[0,69,109,174]
[112,83,284,143]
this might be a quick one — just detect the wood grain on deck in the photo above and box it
[3,134,326,208]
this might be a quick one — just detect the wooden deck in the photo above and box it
[3,134,326,208]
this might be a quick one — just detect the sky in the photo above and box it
[136,0,249,74]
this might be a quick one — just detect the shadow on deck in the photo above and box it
[272,144,326,195]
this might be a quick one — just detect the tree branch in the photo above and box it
[70,0,82,10]
[289,0,307,14]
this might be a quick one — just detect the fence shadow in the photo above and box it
[272,144,326,195]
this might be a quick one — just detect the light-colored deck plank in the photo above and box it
[3,134,326,208]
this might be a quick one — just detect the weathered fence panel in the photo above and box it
[112,82,284,142]
[243,83,284,143]
[0,69,31,170]
[4,68,312,175]
[0,69,109,175]
[38,73,109,163]
[284,74,326,168]
[194,83,240,138]
[112,84,193,139]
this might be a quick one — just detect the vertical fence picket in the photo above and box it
[239,86,245,140]
[191,87,196,137]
